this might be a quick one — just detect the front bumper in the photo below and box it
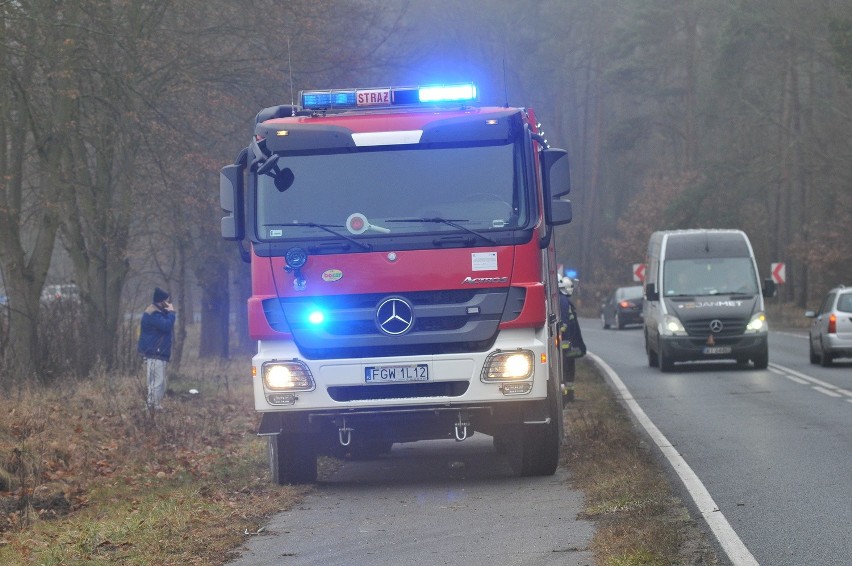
[252,327,551,413]
[661,334,767,363]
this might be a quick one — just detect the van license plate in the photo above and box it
[702,346,731,354]
[365,364,428,383]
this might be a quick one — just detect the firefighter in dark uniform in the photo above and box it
[558,276,586,401]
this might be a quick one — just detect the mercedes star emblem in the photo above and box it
[709,319,724,333]
[376,297,414,336]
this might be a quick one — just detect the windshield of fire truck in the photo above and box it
[254,141,528,241]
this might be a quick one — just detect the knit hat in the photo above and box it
[153,287,170,304]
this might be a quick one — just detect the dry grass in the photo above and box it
[564,359,718,566]
[0,361,309,565]
[2,353,720,565]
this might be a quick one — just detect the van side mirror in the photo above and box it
[645,283,659,301]
[762,278,777,298]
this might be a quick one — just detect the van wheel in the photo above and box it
[646,332,659,367]
[658,341,674,372]
[752,348,768,370]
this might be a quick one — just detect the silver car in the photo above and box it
[806,285,852,366]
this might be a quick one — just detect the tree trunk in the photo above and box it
[199,259,230,359]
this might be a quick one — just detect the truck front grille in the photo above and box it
[263,287,525,359]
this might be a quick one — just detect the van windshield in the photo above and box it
[663,258,758,296]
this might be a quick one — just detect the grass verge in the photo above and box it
[564,358,718,565]
[0,361,309,565]
[2,355,718,565]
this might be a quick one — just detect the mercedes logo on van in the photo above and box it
[376,297,414,336]
[709,319,724,333]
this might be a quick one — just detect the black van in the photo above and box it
[643,230,776,371]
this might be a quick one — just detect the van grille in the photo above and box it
[684,318,747,337]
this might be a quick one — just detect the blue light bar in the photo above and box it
[418,83,477,103]
[301,90,357,110]
[299,83,477,110]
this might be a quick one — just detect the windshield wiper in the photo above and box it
[385,217,497,245]
[264,222,371,251]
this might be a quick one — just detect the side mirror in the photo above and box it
[645,283,659,302]
[541,148,570,198]
[804,310,816,318]
[220,162,245,241]
[548,199,572,226]
[762,278,777,298]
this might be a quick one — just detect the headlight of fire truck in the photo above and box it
[744,312,768,333]
[480,350,534,382]
[261,360,315,391]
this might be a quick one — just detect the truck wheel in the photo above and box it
[269,433,317,485]
[507,382,561,477]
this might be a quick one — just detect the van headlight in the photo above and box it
[745,312,768,333]
[660,315,687,336]
[481,350,534,381]
[262,360,315,391]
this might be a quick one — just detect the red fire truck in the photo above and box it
[220,83,573,484]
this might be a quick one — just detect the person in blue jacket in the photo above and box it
[138,287,176,410]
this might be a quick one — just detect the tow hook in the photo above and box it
[454,413,471,441]
[338,417,353,447]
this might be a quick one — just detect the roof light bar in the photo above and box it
[300,83,477,111]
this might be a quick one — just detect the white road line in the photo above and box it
[768,367,810,385]
[587,352,759,566]
[812,386,842,398]
[769,362,852,398]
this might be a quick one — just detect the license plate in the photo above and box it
[365,364,428,383]
[702,346,732,355]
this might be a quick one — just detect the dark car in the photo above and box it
[601,285,644,329]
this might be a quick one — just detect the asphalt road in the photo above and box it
[228,435,595,565]
[581,318,852,566]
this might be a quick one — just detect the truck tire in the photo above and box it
[269,433,317,485]
[506,382,562,477]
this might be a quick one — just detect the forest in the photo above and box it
[1,0,851,382]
